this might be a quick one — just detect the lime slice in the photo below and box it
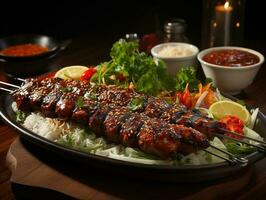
[54,65,88,80]
[209,100,250,124]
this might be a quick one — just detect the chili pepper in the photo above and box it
[80,67,97,81]
[220,115,244,139]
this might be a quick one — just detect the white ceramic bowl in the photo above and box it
[197,46,264,94]
[151,42,199,75]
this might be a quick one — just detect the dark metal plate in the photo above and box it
[0,93,265,182]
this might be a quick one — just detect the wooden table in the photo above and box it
[0,36,266,200]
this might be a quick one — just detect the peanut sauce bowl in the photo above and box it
[197,46,264,94]
[0,34,71,77]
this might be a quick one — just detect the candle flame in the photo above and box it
[224,1,230,9]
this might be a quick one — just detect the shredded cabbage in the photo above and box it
[249,108,259,129]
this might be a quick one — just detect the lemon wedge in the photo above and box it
[209,100,250,124]
[54,65,88,80]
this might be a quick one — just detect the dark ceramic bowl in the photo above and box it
[0,34,70,77]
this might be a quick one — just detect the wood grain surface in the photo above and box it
[6,137,266,200]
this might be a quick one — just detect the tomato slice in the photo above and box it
[220,115,244,139]
[80,67,97,81]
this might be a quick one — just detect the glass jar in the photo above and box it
[201,0,245,48]
[163,19,190,43]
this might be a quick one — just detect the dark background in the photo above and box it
[0,0,265,46]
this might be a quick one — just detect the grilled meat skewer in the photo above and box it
[9,78,262,160]
[12,78,229,139]
[11,78,212,159]
[87,103,210,158]
[9,78,253,141]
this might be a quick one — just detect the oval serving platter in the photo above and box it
[0,93,266,182]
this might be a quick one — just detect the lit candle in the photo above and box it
[214,1,233,45]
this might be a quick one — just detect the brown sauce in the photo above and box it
[202,49,260,67]
[0,43,49,57]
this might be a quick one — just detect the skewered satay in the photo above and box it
[10,78,265,158]
[10,78,212,159]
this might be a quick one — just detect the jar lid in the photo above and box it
[164,19,187,33]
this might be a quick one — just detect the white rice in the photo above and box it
[158,45,194,57]
[23,113,71,140]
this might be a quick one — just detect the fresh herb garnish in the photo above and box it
[164,97,174,105]
[75,97,84,108]
[205,77,213,84]
[175,67,200,91]
[225,142,256,156]
[91,39,175,96]
[58,133,75,147]
[15,110,26,122]
[127,97,145,111]
[61,87,73,93]
[84,92,98,100]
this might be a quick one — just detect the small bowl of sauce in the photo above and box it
[0,34,70,77]
[0,43,49,57]
[202,49,260,67]
[197,47,264,94]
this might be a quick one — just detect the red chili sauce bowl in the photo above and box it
[0,34,70,77]
[197,47,264,94]
[202,49,260,67]
[0,43,49,57]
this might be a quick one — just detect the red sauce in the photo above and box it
[202,49,260,67]
[0,43,49,57]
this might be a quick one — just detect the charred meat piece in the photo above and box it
[72,99,99,123]
[175,111,226,139]
[171,124,210,149]
[160,105,226,139]
[138,118,181,158]
[11,78,43,111]
[89,106,112,136]
[12,78,64,112]
[160,103,187,123]
[144,98,171,118]
[55,94,76,119]
[138,119,209,158]
[41,90,63,117]
[55,81,88,119]
[119,113,147,147]
[40,79,67,117]
[98,85,140,106]
[103,107,131,143]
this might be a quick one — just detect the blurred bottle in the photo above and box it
[163,19,190,43]
[139,33,160,54]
